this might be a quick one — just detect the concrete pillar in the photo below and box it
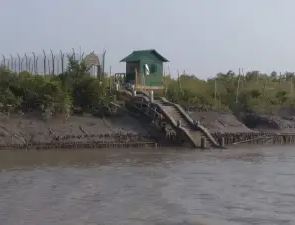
[150,90,154,103]
[177,120,181,127]
[194,120,200,127]
[131,84,136,96]
[220,137,225,148]
[201,137,207,149]
[116,83,119,91]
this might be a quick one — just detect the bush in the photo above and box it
[0,57,113,118]
[0,69,71,117]
[164,71,295,115]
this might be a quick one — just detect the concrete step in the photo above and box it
[157,101,217,148]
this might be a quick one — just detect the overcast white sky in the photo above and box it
[1,0,295,78]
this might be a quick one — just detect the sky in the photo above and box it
[1,0,295,78]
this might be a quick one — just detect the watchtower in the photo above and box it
[120,49,169,91]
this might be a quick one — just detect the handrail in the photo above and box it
[197,124,220,147]
[118,89,133,97]
[151,101,198,148]
[160,97,220,148]
[132,95,197,147]
[137,90,150,97]
[134,94,150,102]
[124,92,219,148]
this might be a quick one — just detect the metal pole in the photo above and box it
[35,57,39,74]
[20,58,23,72]
[79,46,82,61]
[214,79,217,108]
[109,66,112,90]
[241,68,245,88]
[43,50,47,75]
[32,52,36,74]
[14,58,17,72]
[17,54,21,73]
[10,55,14,71]
[72,48,75,60]
[236,68,241,104]
[50,49,55,75]
[56,58,60,74]
[25,54,28,71]
[60,50,64,74]
[291,75,294,96]
[1,55,5,68]
[102,50,106,77]
[28,58,31,73]
[48,59,51,75]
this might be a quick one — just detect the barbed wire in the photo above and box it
[0,48,106,76]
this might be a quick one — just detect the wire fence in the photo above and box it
[0,49,106,76]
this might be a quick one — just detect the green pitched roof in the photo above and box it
[120,49,169,62]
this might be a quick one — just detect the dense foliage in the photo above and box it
[1,59,294,118]
[0,57,112,119]
[164,71,295,115]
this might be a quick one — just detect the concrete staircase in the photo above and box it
[118,89,220,148]
[153,98,220,148]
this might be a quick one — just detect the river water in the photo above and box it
[0,146,295,225]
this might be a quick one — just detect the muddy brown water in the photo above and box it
[0,147,295,225]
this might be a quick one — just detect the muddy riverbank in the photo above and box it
[189,111,252,134]
[0,112,159,149]
[240,112,295,133]
[2,109,295,149]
